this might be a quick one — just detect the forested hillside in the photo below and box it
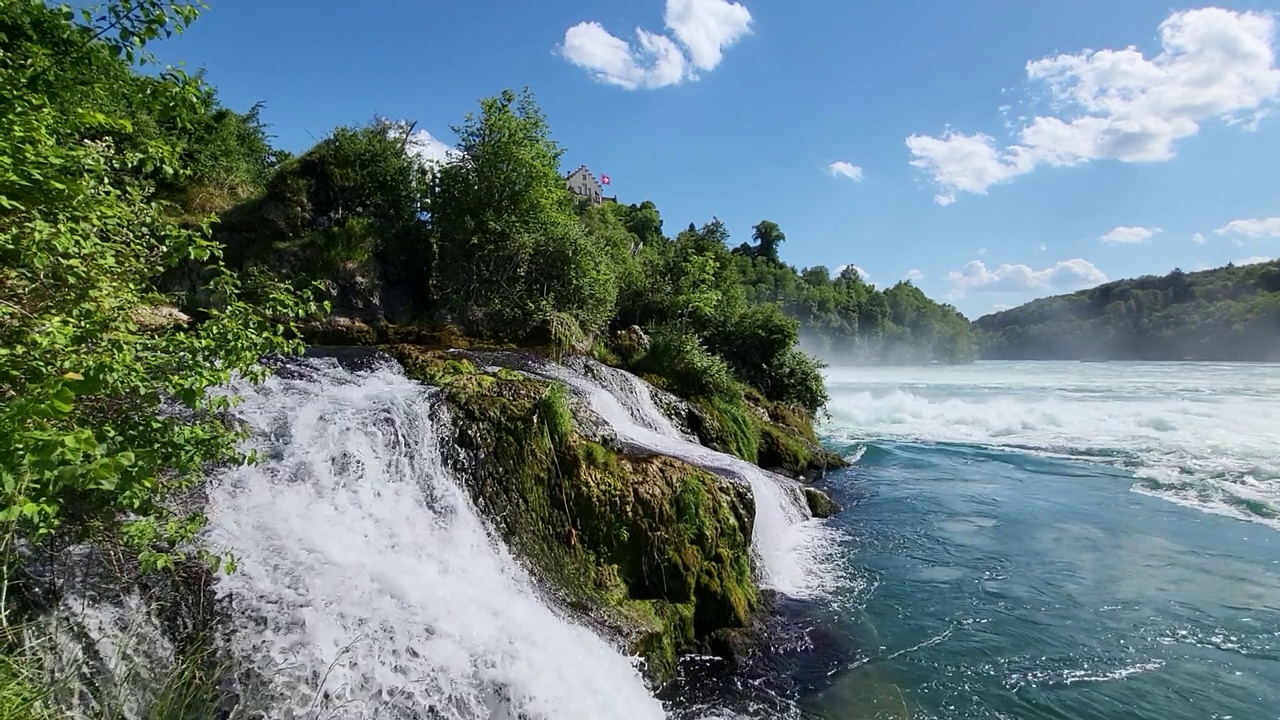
[730,220,977,365]
[975,261,1280,360]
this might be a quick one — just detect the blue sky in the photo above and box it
[157,0,1280,318]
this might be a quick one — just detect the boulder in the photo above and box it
[803,487,841,519]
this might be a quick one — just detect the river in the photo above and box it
[680,361,1280,719]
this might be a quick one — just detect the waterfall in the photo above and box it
[531,358,838,600]
[205,356,665,719]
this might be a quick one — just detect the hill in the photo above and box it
[974,260,1280,361]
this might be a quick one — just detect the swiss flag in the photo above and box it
[600,174,612,185]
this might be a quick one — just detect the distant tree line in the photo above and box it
[975,262,1280,360]
[729,225,978,365]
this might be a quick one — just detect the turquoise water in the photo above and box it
[675,361,1280,719]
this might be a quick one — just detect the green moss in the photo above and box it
[388,346,498,394]
[689,395,759,465]
[537,382,574,449]
[757,421,807,474]
[803,487,841,518]
[682,389,848,478]
[387,344,760,684]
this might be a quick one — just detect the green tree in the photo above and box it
[428,88,618,334]
[750,220,786,263]
[0,0,312,599]
[975,260,1280,360]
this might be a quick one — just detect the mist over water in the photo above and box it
[823,361,1280,527]
[778,360,1280,720]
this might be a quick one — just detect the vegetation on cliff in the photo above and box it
[0,0,313,584]
[975,261,1280,360]
[0,2,317,712]
[389,346,758,680]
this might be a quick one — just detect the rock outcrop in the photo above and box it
[388,345,761,682]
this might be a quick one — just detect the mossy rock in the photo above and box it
[386,345,761,684]
[300,316,379,346]
[803,487,841,519]
[757,419,847,480]
[685,394,847,479]
[380,323,479,349]
[686,396,760,464]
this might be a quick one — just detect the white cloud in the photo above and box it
[834,263,872,284]
[977,247,988,256]
[1100,225,1162,244]
[559,0,751,89]
[1039,242,1048,251]
[560,22,686,90]
[947,258,1108,296]
[1192,232,1207,245]
[904,268,925,281]
[1213,216,1280,242]
[909,8,1280,204]
[406,128,456,165]
[1235,255,1275,265]
[827,161,864,181]
[375,119,457,165]
[664,0,753,72]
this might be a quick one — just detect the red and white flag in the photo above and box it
[600,174,611,185]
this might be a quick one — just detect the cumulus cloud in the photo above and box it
[1213,216,1280,243]
[908,8,1280,204]
[1192,232,1207,245]
[560,0,751,89]
[1039,242,1048,251]
[1100,225,1162,244]
[560,22,686,90]
[834,263,872,284]
[947,258,1108,297]
[1235,255,1275,265]
[827,161,864,181]
[904,268,925,281]
[406,128,457,165]
[665,0,752,72]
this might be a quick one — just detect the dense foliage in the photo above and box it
[733,242,978,365]
[219,81,979,417]
[975,261,1280,360]
[0,0,311,612]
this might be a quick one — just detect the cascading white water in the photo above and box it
[205,356,666,720]
[534,359,838,599]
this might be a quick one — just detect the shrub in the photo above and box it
[1,0,313,589]
[428,90,620,339]
[757,347,829,413]
[631,330,741,403]
[707,303,798,376]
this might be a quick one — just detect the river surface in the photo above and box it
[674,361,1280,719]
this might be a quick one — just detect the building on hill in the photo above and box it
[564,165,616,205]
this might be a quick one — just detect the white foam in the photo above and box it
[822,361,1280,529]
[537,360,841,599]
[206,357,664,719]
